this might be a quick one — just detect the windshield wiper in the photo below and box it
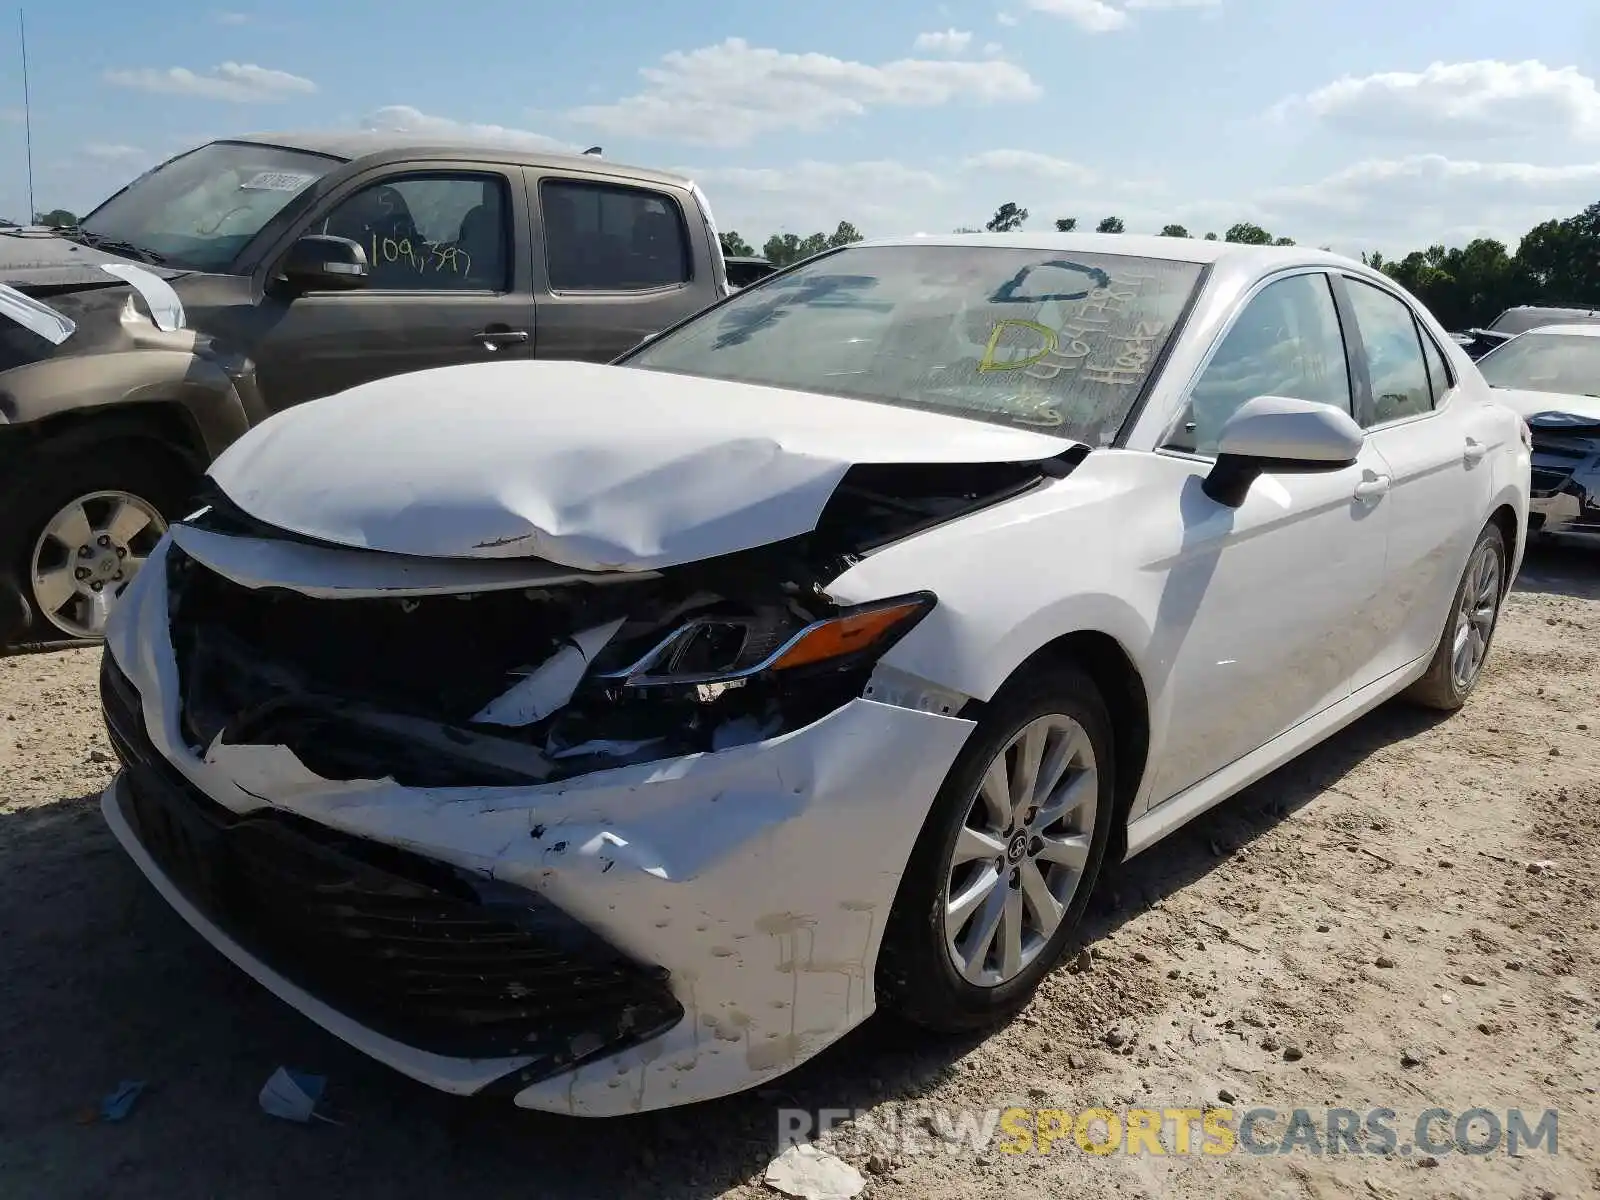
[64,229,166,265]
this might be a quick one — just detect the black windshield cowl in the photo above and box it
[64,229,166,265]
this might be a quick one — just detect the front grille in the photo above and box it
[101,653,683,1068]
[1531,465,1575,496]
[160,541,670,759]
[165,542,590,731]
[1529,430,1600,500]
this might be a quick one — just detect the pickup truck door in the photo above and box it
[528,169,723,363]
[246,163,535,411]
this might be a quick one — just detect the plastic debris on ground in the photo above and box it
[763,1143,867,1199]
[97,1080,147,1122]
[258,1067,335,1124]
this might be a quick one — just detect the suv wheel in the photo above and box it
[4,440,194,644]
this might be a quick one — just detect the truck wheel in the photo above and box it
[3,440,195,645]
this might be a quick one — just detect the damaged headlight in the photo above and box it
[596,592,936,699]
[513,591,937,772]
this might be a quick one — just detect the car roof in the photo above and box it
[224,131,691,187]
[856,231,1362,269]
[1519,323,1600,338]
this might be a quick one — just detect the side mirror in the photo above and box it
[279,234,370,294]
[1202,395,1364,508]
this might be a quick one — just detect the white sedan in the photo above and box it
[98,234,1530,1115]
[1474,322,1600,542]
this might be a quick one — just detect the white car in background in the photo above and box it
[98,234,1530,1115]
[1474,323,1600,542]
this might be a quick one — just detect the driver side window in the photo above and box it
[313,174,510,291]
[1164,272,1353,456]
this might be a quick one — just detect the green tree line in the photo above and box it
[719,221,863,267]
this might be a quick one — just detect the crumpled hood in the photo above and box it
[207,359,1074,571]
[0,227,185,291]
[1491,387,1600,425]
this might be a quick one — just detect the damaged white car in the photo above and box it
[99,234,1530,1115]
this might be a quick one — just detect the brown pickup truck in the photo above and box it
[0,131,735,648]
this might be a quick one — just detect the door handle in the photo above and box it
[1463,436,1486,465]
[1353,475,1392,503]
[474,327,529,351]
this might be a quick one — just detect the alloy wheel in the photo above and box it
[29,490,167,639]
[1449,538,1504,694]
[942,713,1099,988]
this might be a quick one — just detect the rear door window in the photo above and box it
[540,180,691,291]
[1419,325,1453,406]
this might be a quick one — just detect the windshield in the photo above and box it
[79,141,340,272]
[1477,332,1600,397]
[625,244,1204,442]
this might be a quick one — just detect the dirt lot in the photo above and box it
[2,542,1597,1200]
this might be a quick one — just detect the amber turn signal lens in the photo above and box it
[771,598,930,671]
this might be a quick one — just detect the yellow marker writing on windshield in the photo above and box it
[979,319,1057,372]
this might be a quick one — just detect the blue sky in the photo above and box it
[3,0,1600,254]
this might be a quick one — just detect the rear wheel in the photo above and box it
[3,439,194,645]
[1402,522,1507,711]
[876,665,1116,1032]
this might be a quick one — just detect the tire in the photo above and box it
[1402,521,1508,711]
[876,663,1117,1032]
[1,436,196,646]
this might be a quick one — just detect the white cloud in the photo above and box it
[997,11,1020,25]
[687,153,1185,242]
[82,143,147,162]
[1025,0,1126,31]
[682,148,1598,256]
[914,28,974,54]
[103,62,316,103]
[568,37,1040,147]
[212,9,250,23]
[360,106,574,152]
[1024,0,1219,31]
[0,107,23,124]
[1282,60,1600,141]
[1261,154,1600,248]
[684,159,953,236]
[964,148,1099,183]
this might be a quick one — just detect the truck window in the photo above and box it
[540,180,690,292]
[315,174,510,291]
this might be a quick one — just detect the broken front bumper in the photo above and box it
[1529,428,1600,540]
[100,538,976,1115]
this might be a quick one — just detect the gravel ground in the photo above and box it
[2,541,1597,1200]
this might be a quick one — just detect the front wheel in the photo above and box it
[876,665,1116,1032]
[1402,522,1508,711]
[3,440,193,645]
